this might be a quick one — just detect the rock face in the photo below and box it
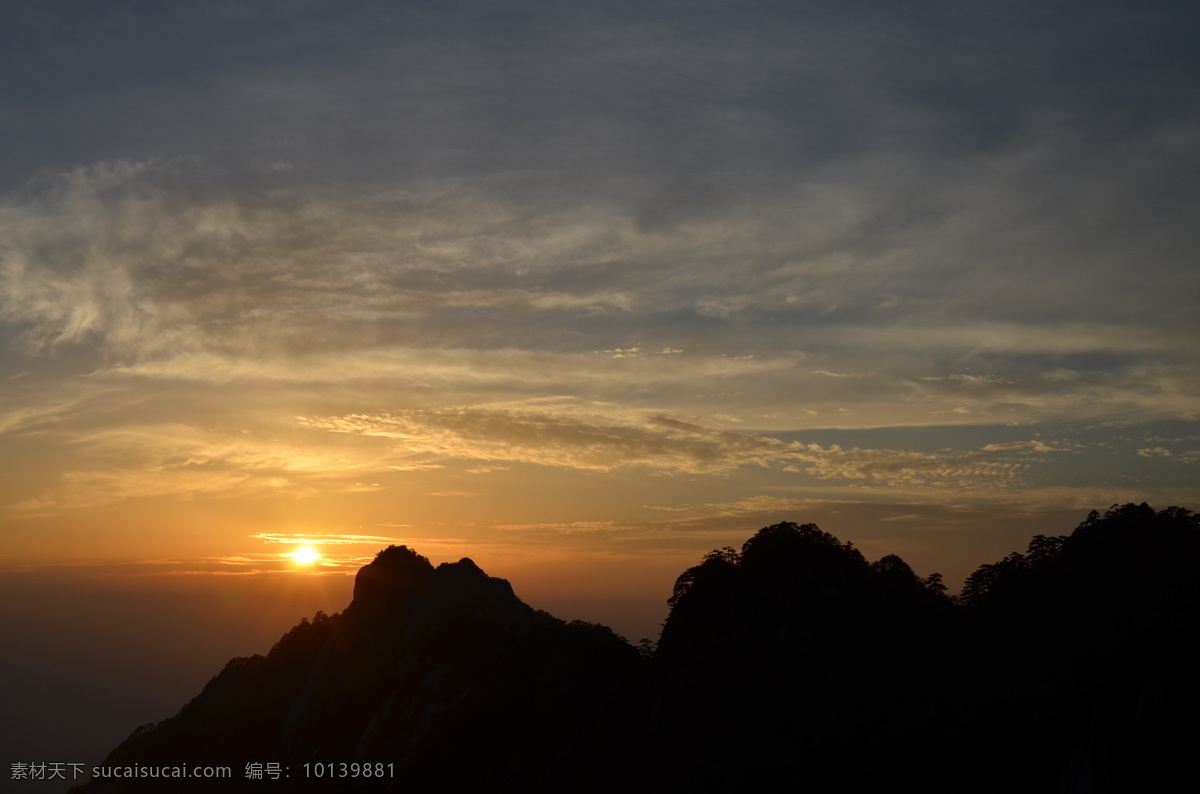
[73,546,645,792]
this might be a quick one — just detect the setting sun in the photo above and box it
[289,546,320,565]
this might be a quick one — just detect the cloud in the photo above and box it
[16,467,291,512]
[812,370,875,378]
[13,385,1177,515]
[465,465,511,474]
[980,440,1067,453]
[299,401,783,475]
[251,532,415,546]
[3,157,1195,429]
[299,399,1036,492]
[2,4,1198,531]
[6,419,381,511]
[797,443,1026,489]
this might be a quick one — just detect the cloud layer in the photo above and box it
[0,1,1196,561]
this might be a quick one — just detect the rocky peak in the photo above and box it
[351,545,436,605]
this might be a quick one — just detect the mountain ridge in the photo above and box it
[72,503,1200,792]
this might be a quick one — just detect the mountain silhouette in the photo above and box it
[951,503,1200,792]
[71,546,646,792]
[71,504,1199,792]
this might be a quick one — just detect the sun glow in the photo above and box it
[289,546,320,565]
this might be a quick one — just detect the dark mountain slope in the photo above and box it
[951,503,1200,792]
[72,546,646,792]
[650,522,956,790]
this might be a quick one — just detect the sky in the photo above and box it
[2,0,1199,780]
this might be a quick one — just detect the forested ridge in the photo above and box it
[73,503,1199,793]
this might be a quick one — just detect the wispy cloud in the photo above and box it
[980,440,1069,453]
[0,2,1196,559]
[251,532,413,546]
[299,399,1053,492]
